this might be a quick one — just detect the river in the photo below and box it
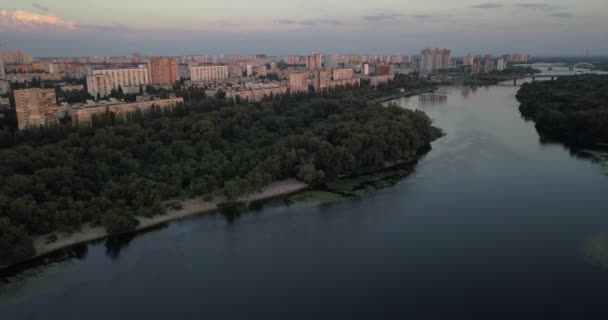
[2,71,608,319]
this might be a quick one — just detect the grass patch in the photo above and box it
[287,167,413,206]
[583,230,608,269]
[325,168,411,197]
[287,191,343,205]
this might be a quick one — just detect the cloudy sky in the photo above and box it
[0,0,606,57]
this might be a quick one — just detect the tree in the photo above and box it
[216,90,226,99]
[224,179,242,201]
[0,217,35,266]
[102,209,139,234]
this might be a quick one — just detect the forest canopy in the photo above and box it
[0,76,441,266]
[516,74,608,147]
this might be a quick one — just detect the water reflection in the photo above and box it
[419,92,447,106]
[0,243,89,281]
[105,233,136,260]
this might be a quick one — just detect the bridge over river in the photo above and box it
[477,74,571,86]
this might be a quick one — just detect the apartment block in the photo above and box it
[289,73,309,93]
[86,74,113,98]
[70,98,184,126]
[92,67,150,91]
[14,88,58,130]
[148,57,180,85]
[190,65,229,82]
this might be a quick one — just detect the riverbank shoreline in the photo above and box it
[1,179,309,271]
[370,87,437,104]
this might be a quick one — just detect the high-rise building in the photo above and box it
[377,65,394,76]
[289,73,309,93]
[496,58,507,71]
[441,49,452,68]
[324,54,339,68]
[190,65,229,82]
[419,48,452,74]
[14,88,58,130]
[503,53,531,63]
[483,55,493,73]
[306,53,322,69]
[472,59,481,75]
[463,54,474,66]
[148,57,179,85]
[1,50,33,64]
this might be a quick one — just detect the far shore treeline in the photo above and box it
[0,75,441,266]
[516,74,608,147]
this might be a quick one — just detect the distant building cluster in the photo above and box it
[419,48,453,75]
[14,86,183,129]
[1,48,433,130]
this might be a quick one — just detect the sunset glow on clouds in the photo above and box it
[0,9,76,30]
[0,0,607,56]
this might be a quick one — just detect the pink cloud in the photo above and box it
[0,9,76,30]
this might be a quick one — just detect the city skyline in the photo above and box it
[1,0,607,57]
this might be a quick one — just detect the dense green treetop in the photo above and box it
[516,74,608,146]
[0,75,441,266]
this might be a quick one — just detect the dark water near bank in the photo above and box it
[3,76,608,319]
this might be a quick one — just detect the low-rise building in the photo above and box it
[0,97,10,108]
[70,97,184,126]
[5,73,62,83]
[368,74,395,86]
[332,68,354,81]
[227,85,288,102]
[0,80,10,95]
[61,84,84,92]
[314,69,360,92]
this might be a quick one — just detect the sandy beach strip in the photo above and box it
[29,179,309,261]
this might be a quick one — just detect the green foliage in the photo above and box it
[517,74,608,146]
[102,209,140,234]
[0,217,35,266]
[287,191,343,205]
[0,76,439,264]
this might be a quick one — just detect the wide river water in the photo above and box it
[2,71,608,319]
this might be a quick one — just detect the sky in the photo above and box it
[0,0,607,57]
